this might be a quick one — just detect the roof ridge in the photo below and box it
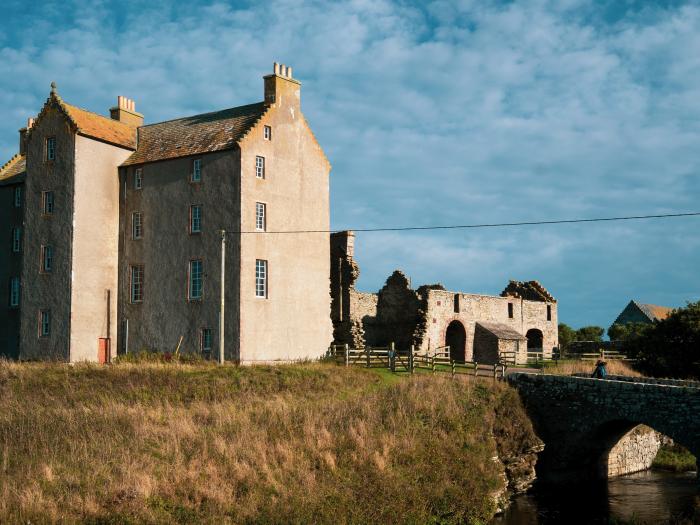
[62,101,133,130]
[140,101,266,129]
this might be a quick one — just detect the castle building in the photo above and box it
[0,63,333,362]
[330,231,558,364]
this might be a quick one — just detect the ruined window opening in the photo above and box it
[508,302,514,319]
[454,294,460,313]
[201,328,212,354]
[132,212,142,240]
[41,245,53,273]
[134,168,143,190]
[256,156,265,179]
[130,265,144,303]
[12,228,21,253]
[42,191,54,215]
[189,259,203,301]
[9,277,20,307]
[256,259,267,298]
[190,205,202,234]
[255,202,266,231]
[39,310,51,337]
[547,304,552,321]
[264,125,272,140]
[13,187,21,208]
[191,159,202,183]
[46,137,56,161]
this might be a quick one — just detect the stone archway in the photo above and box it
[445,320,466,362]
[526,328,543,350]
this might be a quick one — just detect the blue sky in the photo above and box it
[1,0,699,330]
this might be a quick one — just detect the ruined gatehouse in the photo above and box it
[330,231,558,364]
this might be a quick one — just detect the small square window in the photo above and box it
[9,277,20,308]
[130,265,144,303]
[134,168,143,190]
[12,228,21,253]
[13,187,22,208]
[39,310,51,337]
[189,259,203,301]
[46,138,56,161]
[132,212,143,240]
[255,259,267,298]
[190,205,202,234]
[255,156,265,179]
[255,202,266,231]
[201,328,212,354]
[41,245,53,273]
[264,125,272,140]
[192,159,202,182]
[42,191,54,215]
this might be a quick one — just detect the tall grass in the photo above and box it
[0,361,535,524]
[542,359,642,377]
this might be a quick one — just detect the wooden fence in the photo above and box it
[327,344,506,379]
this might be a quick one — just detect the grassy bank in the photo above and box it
[542,359,641,377]
[0,361,538,524]
[653,444,698,473]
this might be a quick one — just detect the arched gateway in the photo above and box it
[445,321,466,362]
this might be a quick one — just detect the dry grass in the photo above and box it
[542,359,642,377]
[0,361,533,524]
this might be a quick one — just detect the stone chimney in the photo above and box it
[19,117,35,156]
[110,96,144,127]
[264,62,301,110]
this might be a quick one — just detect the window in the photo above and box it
[42,191,54,215]
[46,137,56,161]
[192,159,202,182]
[453,294,460,313]
[189,259,203,300]
[12,228,21,253]
[9,277,20,307]
[13,187,21,208]
[255,156,265,179]
[130,265,144,303]
[508,302,514,319]
[547,304,552,321]
[255,202,266,231]
[41,245,53,273]
[201,328,212,354]
[264,125,272,140]
[132,212,142,240]
[39,310,51,337]
[134,168,143,190]
[255,259,267,298]
[190,205,202,234]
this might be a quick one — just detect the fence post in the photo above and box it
[366,346,371,368]
[474,361,478,377]
[345,344,349,367]
[493,363,497,379]
[431,356,436,374]
[390,342,396,373]
[409,345,415,374]
[451,360,455,377]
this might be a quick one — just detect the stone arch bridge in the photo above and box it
[509,373,700,483]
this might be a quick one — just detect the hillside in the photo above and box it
[0,361,540,524]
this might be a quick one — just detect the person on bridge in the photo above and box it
[592,360,608,379]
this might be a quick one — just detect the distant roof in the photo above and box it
[0,154,26,186]
[636,302,673,322]
[62,102,137,150]
[122,102,267,166]
[476,322,527,340]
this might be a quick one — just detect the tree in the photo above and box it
[558,323,577,348]
[607,322,650,341]
[575,326,604,342]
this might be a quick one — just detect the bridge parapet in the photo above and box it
[570,373,700,389]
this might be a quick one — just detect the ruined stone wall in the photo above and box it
[606,425,662,478]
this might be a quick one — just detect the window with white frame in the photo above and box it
[255,202,266,231]
[41,245,53,273]
[201,328,212,354]
[9,277,20,307]
[264,125,272,140]
[255,156,265,179]
[130,265,144,303]
[13,187,21,208]
[42,191,54,215]
[132,212,142,240]
[12,228,21,253]
[190,205,202,234]
[255,259,267,298]
[192,159,202,182]
[189,259,203,300]
[39,310,51,337]
[46,137,56,161]
[134,168,143,190]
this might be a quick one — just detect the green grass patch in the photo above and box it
[653,443,697,472]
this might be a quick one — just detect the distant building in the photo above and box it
[330,231,558,365]
[0,63,333,362]
[612,300,674,327]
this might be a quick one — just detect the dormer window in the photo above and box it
[134,168,143,190]
[46,137,56,161]
[191,159,202,182]
[264,125,272,141]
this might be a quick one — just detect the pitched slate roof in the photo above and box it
[0,154,26,186]
[62,102,137,150]
[476,322,527,340]
[636,302,673,322]
[122,102,268,166]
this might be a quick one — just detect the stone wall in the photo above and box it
[605,425,661,478]
[473,323,499,363]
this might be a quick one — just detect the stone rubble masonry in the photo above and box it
[330,230,558,362]
[606,425,661,478]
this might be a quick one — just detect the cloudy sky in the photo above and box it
[1,0,699,330]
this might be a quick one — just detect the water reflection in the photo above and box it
[494,470,698,524]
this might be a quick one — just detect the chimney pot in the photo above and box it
[27,117,35,129]
[287,66,292,78]
[274,62,280,75]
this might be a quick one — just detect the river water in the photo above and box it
[494,470,699,524]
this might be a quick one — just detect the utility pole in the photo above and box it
[219,229,226,365]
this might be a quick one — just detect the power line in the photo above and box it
[228,211,700,234]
